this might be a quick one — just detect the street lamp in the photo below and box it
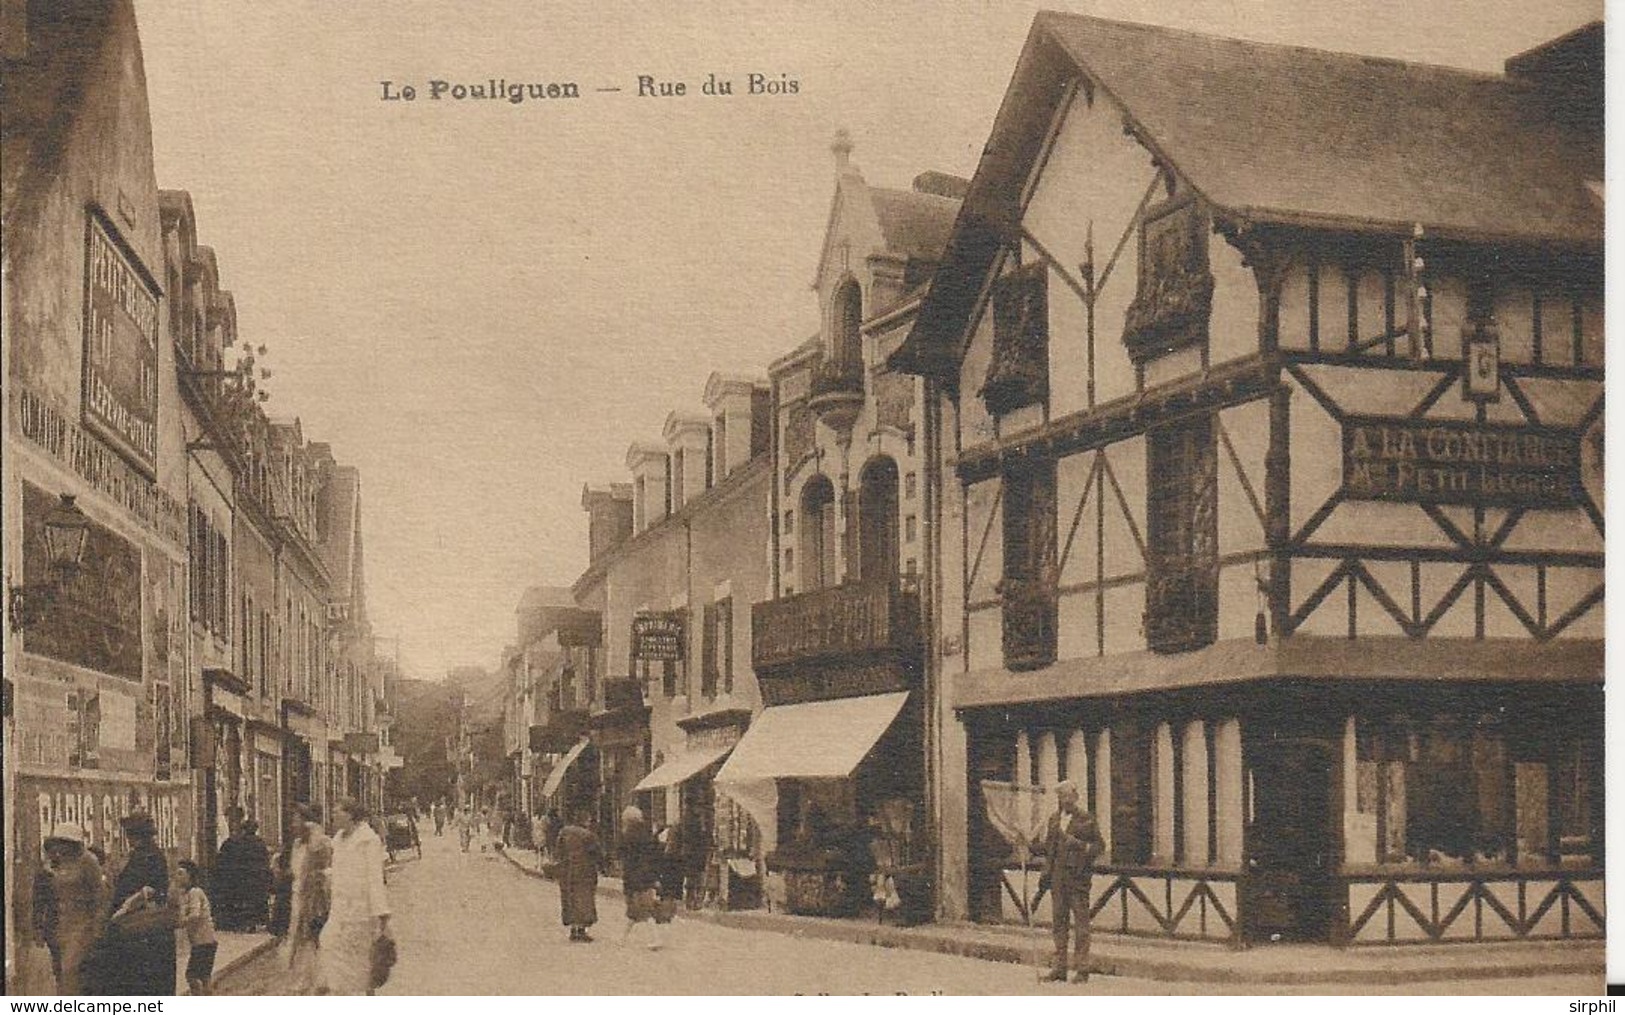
[8,494,92,633]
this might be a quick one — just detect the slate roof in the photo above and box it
[1037,12,1602,246]
[893,13,1602,377]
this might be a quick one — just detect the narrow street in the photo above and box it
[217,832,1598,996]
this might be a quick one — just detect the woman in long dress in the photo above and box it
[556,810,602,943]
[282,804,332,993]
[318,798,392,995]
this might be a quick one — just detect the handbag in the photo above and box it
[109,899,179,937]
[369,935,397,990]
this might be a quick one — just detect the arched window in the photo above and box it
[857,456,900,582]
[831,278,862,369]
[799,475,838,592]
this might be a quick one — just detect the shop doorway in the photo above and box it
[1243,739,1334,943]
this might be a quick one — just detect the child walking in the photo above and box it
[175,861,219,995]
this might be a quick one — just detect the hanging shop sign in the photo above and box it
[1341,416,1581,509]
[631,611,685,661]
[82,210,161,477]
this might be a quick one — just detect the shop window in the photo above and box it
[1145,416,1218,653]
[980,261,1049,415]
[999,455,1057,671]
[1357,715,1523,868]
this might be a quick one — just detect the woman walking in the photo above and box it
[318,798,392,995]
[618,806,662,949]
[283,803,332,993]
[555,809,601,943]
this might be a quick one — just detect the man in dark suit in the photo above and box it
[1037,780,1104,983]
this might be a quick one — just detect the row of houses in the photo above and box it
[490,12,1604,951]
[2,0,397,991]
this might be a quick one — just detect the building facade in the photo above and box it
[717,142,962,920]
[3,1,390,989]
[3,0,195,990]
[561,374,772,885]
[892,14,1604,945]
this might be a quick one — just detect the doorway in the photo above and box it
[1243,738,1335,943]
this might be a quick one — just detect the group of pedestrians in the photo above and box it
[29,811,199,995]
[534,803,685,950]
[28,798,394,997]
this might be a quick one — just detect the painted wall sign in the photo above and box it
[21,482,144,680]
[631,611,686,661]
[82,210,161,476]
[1341,416,1581,508]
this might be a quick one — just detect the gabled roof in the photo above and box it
[1036,13,1601,246]
[892,13,1603,377]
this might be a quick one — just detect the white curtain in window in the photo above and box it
[1153,722,1176,864]
[1182,721,1210,867]
[1015,730,1032,786]
[1037,732,1059,789]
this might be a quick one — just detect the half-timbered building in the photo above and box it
[890,14,1603,946]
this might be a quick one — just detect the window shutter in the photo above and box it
[700,602,718,699]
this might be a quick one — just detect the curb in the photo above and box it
[495,845,624,900]
[212,935,280,985]
[496,848,1600,987]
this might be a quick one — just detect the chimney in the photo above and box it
[1505,22,1601,131]
[912,171,970,201]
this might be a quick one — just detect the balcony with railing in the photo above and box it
[808,354,866,434]
[752,578,921,704]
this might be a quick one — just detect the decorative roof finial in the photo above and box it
[832,129,854,175]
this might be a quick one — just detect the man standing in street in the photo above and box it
[1037,780,1104,983]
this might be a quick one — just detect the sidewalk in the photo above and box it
[494,845,1602,987]
[181,930,278,994]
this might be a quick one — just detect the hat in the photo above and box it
[120,811,156,837]
[45,822,85,846]
[295,803,322,824]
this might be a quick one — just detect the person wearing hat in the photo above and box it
[1036,780,1105,984]
[31,823,107,993]
[101,810,176,995]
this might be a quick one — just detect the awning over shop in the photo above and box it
[540,738,590,799]
[715,692,909,784]
[633,743,733,793]
[714,692,910,857]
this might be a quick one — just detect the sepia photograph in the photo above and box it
[0,0,1607,998]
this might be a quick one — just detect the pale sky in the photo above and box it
[135,0,1600,681]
